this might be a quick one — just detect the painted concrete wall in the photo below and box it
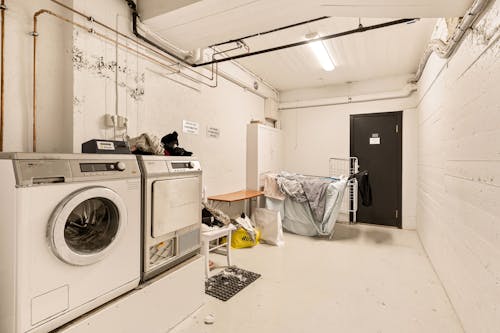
[279,93,418,229]
[2,0,76,152]
[415,1,500,332]
[3,0,273,196]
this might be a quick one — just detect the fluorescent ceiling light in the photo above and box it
[309,39,336,71]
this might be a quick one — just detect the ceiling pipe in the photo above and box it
[0,0,5,152]
[123,0,417,68]
[124,0,190,65]
[279,84,417,110]
[31,9,212,151]
[209,16,331,48]
[51,0,217,84]
[411,0,492,82]
[191,18,418,67]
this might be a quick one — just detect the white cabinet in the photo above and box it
[246,123,284,190]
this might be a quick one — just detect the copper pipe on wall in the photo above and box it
[0,0,6,151]
[36,8,218,86]
[32,10,39,152]
[32,9,214,151]
[37,9,216,84]
[49,0,217,83]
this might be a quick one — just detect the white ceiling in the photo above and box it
[141,0,473,91]
[228,17,437,90]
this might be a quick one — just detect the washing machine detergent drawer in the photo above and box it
[152,176,200,237]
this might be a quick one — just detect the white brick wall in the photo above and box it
[416,1,500,331]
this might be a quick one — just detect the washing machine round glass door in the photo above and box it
[48,186,128,266]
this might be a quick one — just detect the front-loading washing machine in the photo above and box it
[0,153,141,333]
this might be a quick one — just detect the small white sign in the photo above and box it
[96,141,115,150]
[207,127,220,138]
[370,137,381,145]
[182,120,199,135]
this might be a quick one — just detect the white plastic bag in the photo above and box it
[234,214,257,241]
[253,208,284,246]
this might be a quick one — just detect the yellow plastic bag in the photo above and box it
[231,227,261,249]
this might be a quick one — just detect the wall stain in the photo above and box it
[72,45,145,101]
[73,96,85,106]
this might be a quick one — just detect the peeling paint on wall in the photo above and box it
[72,96,85,106]
[470,6,500,46]
[72,45,145,101]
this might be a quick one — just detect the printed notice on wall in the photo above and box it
[183,120,199,135]
[207,127,220,138]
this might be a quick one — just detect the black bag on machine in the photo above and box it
[82,139,131,154]
[161,131,193,156]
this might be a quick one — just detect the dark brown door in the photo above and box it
[350,112,402,228]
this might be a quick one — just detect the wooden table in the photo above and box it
[204,190,263,276]
[208,190,264,202]
[208,189,264,218]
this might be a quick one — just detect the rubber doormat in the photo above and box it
[205,266,261,301]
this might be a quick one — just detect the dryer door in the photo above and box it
[48,186,127,266]
[152,176,200,237]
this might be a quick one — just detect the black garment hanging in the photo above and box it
[349,170,372,207]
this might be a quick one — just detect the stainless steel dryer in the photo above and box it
[136,156,202,281]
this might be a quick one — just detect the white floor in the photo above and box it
[171,223,463,333]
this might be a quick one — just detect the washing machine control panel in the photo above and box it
[13,157,140,186]
[74,159,139,180]
[80,162,126,173]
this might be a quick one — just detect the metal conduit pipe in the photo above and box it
[278,85,417,110]
[123,0,417,69]
[412,0,492,82]
[122,0,420,103]
[124,0,211,72]
[136,15,279,95]
[192,18,418,67]
[136,18,280,96]
[50,0,218,84]
[209,16,331,48]
[0,0,5,151]
[135,18,217,83]
[217,70,269,99]
[31,9,204,151]
[124,0,217,85]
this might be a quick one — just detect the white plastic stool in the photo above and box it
[201,224,236,277]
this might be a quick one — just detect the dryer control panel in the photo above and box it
[168,160,201,173]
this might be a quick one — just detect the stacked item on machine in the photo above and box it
[264,172,349,238]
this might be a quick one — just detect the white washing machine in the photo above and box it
[0,153,141,333]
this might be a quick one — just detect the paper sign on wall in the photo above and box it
[182,120,199,135]
[370,133,380,145]
[207,127,220,138]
